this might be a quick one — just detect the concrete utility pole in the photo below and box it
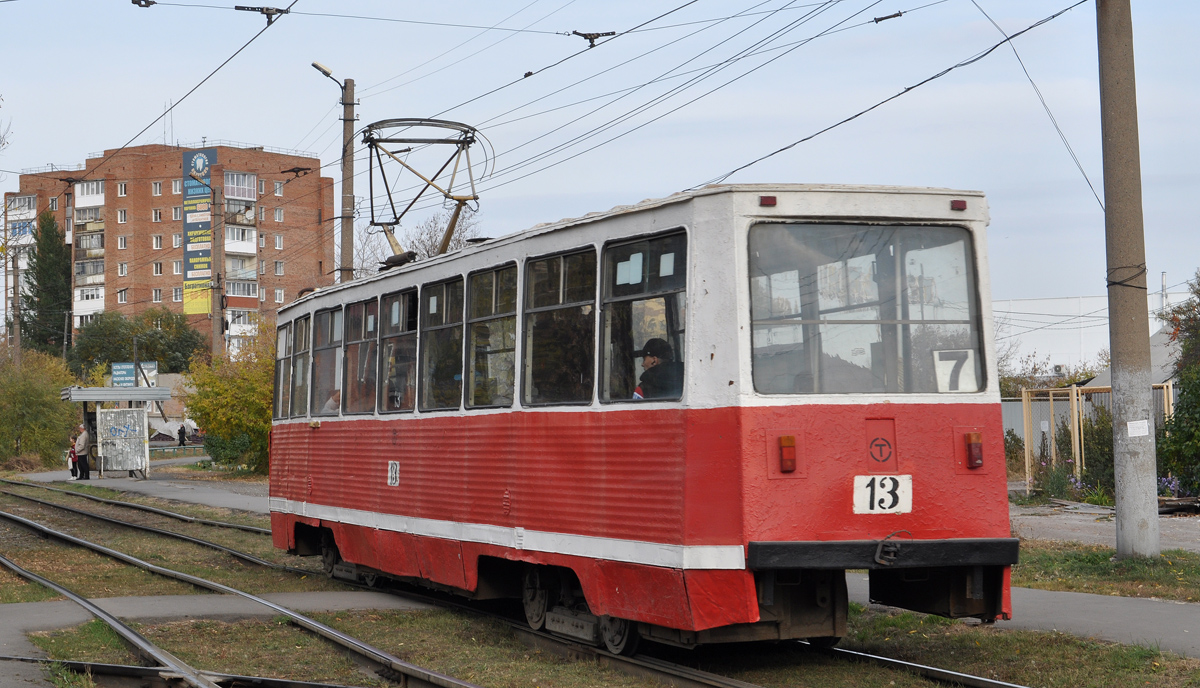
[11,252,21,369]
[313,62,355,283]
[211,181,225,358]
[1097,0,1159,559]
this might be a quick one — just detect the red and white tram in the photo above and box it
[269,184,1016,654]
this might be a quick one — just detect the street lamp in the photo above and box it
[313,61,355,284]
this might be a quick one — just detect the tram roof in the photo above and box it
[281,183,983,315]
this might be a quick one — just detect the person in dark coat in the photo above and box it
[178,425,187,447]
[633,338,684,400]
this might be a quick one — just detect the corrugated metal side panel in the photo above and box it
[278,408,688,544]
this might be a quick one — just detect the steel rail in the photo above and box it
[0,477,270,534]
[0,553,222,688]
[0,509,483,688]
[0,488,316,576]
[0,655,372,688]
[802,641,1032,688]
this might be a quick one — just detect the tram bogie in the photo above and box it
[270,184,1016,652]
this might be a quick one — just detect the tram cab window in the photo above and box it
[290,316,311,417]
[273,323,292,419]
[748,223,983,394]
[420,278,465,411]
[467,265,517,408]
[523,249,596,405]
[311,308,344,415]
[601,232,687,402]
[343,299,379,414]
[380,290,418,413]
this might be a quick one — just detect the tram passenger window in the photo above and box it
[523,249,596,405]
[467,265,518,408]
[380,290,418,413]
[420,278,464,411]
[601,232,687,402]
[273,323,291,419]
[311,308,344,415]
[290,316,311,417]
[343,299,379,414]
[747,223,983,394]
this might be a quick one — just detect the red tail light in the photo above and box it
[779,435,797,473]
[965,432,983,468]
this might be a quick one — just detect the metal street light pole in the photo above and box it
[313,62,355,284]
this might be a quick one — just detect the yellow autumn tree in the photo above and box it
[0,345,79,466]
[181,320,275,473]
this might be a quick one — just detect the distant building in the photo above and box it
[4,142,335,350]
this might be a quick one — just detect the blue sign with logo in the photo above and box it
[111,363,137,388]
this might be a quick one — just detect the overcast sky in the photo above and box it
[1,0,1196,304]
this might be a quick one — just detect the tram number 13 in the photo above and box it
[852,475,913,514]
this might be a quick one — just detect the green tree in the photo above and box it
[1159,273,1200,495]
[0,345,78,465]
[20,211,72,355]
[69,308,206,376]
[182,319,273,473]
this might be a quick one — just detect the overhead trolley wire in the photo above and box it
[695,0,1091,187]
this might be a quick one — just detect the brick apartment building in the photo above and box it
[4,141,335,350]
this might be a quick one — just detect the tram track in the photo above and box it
[0,484,1032,688]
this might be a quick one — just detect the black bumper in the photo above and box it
[747,537,1019,570]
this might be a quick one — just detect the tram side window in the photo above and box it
[380,290,418,413]
[290,315,311,417]
[311,308,344,415]
[747,223,983,394]
[523,249,596,405]
[343,299,379,414]
[466,265,517,408]
[601,232,687,402]
[273,323,292,419]
[420,278,464,411]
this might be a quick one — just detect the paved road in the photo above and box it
[1011,503,1200,553]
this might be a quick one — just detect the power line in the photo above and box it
[695,0,1090,187]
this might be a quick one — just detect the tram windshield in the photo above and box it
[748,223,983,395]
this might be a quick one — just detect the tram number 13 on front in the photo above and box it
[852,475,913,514]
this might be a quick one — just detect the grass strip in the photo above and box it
[1014,538,1200,602]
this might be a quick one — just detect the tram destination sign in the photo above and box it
[182,148,217,315]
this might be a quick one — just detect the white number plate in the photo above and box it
[386,461,400,487]
[853,475,912,514]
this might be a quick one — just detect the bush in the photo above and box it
[203,433,252,466]
[0,347,78,466]
[1004,428,1025,477]
[1160,366,1200,497]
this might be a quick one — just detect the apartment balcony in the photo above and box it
[74,247,105,260]
[225,237,258,256]
[224,208,257,227]
[226,268,257,281]
[78,274,105,286]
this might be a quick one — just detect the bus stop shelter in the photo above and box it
[60,386,173,479]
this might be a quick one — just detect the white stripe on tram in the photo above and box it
[269,498,746,571]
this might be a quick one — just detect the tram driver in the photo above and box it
[633,338,683,400]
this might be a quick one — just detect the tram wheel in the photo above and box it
[522,568,550,630]
[599,615,639,656]
[321,538,341,579]
[361,572,380,588]
[806,636,841,649]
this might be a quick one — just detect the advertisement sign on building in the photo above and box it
[182,148,217,315]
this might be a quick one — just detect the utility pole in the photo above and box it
[12,252,21,369]
[211,180,224,358]
[313,62,355,283]
[1097,0,1159,559]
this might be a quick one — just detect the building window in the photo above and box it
[76,233,104,250]
[275,181,284,196]
[77,180,104,197]
[152,288,162,303]
[152,181,162,196]
[6,195,35,213]
[118,236,128,250]
[274,235,283,250]
[172,179,182,194]
[117,182,127,197]
[259,260,265,275]
[75,260,104,276]
[153,235,163,249]
[275,261,284,276]
[227,281,258,297]
[274,208,283,223]
[118,262,128,276]
[77,287,103,301]
[117,209,127,224]
[152,208,162,222]
[49,197,58,211]
[258,179,266,195]
[275,288,284,303]
[258,205,266,222]
[153,262,163,276]
[227,226,254,242]
[173,287,183,302]
[117,289,128,304]
[173,233,182,248]
[75,207,100,224]
[172,207,182,221]
[224,172,257,200]
[173,260,182,275]
[259,289,266,302]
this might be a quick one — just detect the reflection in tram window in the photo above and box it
[343,299,379,414]
[311,307,344,415]
[523,249,596,405]
[748,224,982,394]
[467,265,517,408]
[273,323,291,419]
[380,290,418,413]
[290,315,310,417]
[420,278,464,411]
[601,232,686,401]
